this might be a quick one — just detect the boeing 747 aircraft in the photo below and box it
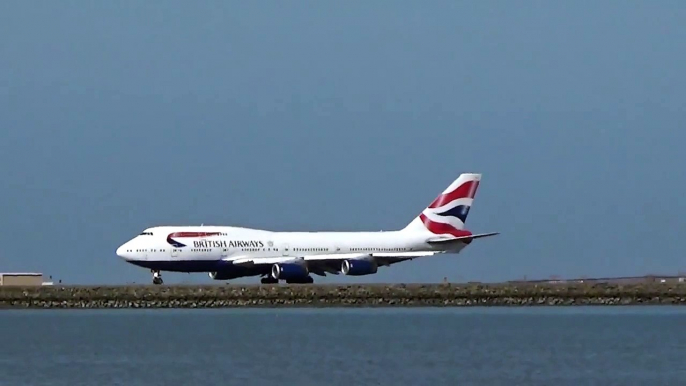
[116,173,498,284]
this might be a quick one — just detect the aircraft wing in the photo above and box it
[228,251,440,277]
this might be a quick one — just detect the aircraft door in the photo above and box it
[221,247,228,257]
[171,248,178,258]
[282,243,290,256]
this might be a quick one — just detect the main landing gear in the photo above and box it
[152,270,163,285]
[289,276,314,284]
[259,276,314,284]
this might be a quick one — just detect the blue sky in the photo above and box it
[1,1,685,285]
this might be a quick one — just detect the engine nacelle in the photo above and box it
[208,271,242,280]
[271,263,309,280]
[341,259,378,276]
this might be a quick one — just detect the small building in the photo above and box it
[0,272,44,286]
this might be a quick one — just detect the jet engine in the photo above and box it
[271,263,309,281]
[341,258,378,276]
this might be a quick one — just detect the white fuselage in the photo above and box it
[116,225,455,266]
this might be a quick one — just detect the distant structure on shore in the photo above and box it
[0,272,53,286]
[508,274,686,285]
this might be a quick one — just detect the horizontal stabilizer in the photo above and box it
[426,232,499,244]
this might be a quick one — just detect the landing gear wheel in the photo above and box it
[151,270,163,285]
[260,277,278,284]
[285,276,314,284]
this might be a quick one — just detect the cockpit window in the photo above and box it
[139,232,153,236]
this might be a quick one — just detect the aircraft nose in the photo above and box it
[116,243,130,260]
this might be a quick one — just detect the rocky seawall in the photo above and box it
[0,283,686,308]
[2,283,686,309]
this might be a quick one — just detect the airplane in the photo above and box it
[115,173,498,285]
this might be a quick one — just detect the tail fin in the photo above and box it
[401,173,481,237]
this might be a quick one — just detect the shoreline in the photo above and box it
[2,283,686,309]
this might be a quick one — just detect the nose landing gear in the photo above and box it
[152,270,163,285]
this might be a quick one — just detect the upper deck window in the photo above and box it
[139,232,153,236]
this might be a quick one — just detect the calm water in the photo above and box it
[1,306,685,385]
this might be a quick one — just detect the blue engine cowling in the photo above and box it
[271,263,309,280]
[341,259,378,276]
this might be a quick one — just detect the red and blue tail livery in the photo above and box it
[418,173,480,238]
[403,173,498,243]
[116,172,498,285]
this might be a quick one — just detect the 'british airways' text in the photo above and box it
[193,240,265,248]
